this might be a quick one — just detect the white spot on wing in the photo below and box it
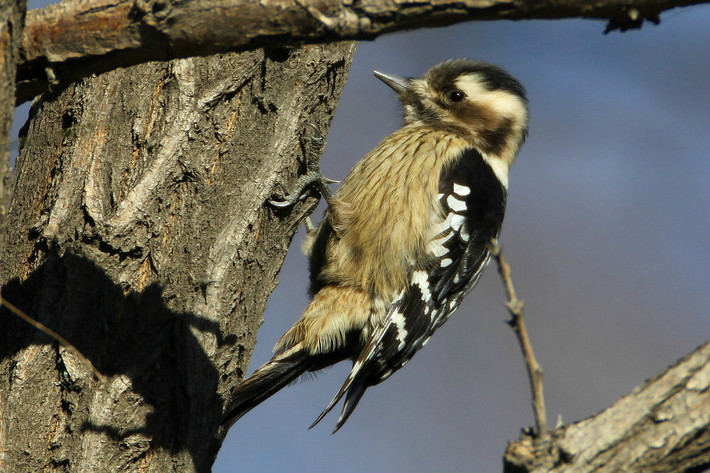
[391,310,408,350]
[431,213,453,235]
[450,214,465,231]
[412,270,432,302]
[440,258,452,267]
[447,194,467,212]
[427,237,448,257]
[453,183,470,196]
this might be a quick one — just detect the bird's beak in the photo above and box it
[373,71,410,95]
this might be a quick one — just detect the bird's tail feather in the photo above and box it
[332,377,367,433]
[222,348,313,430]
[308,370,368,433]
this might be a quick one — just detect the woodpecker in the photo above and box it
[224,59,529,433]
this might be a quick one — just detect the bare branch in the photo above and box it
[491,240,549,440]
[17,0,707,104]
[490,241,710,472]
[504,341,710,473]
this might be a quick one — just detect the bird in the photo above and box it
[223,59,529,433]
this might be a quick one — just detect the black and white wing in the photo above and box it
[312,148,508,432]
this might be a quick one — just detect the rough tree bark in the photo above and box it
[0,0,26,469]
[0,0,25,240]
[0,43,356,472]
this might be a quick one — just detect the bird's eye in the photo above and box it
[448,90,466,103]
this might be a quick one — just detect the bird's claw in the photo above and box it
[300,122,324,149]
[268,123,337,208]
[267,197,299,208]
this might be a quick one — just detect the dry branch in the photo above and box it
[17,0,707,104]
[491,241,549,440]
[490,244,709,472]
[504,341,710,473]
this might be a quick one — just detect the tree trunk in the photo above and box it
[0,0,25,239]
[0,43,356,473]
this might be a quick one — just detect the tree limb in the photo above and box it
[491,243,709,473]
[17,0,707,104]
[504,341,710,473]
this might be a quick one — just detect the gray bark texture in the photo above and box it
[0,42,356,473]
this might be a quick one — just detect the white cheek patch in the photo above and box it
[481,90,528,123]
[454,75,527,186]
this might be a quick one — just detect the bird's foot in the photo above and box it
[268,123,339,208]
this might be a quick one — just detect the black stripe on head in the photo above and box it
[426,59,527,102]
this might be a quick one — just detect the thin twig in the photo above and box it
[490,239,549,440]
[0,295,106,382]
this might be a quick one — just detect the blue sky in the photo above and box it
[215,7,709,473]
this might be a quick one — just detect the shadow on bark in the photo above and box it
[1,248,235,469]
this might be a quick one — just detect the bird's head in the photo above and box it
[375,59,529,168]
